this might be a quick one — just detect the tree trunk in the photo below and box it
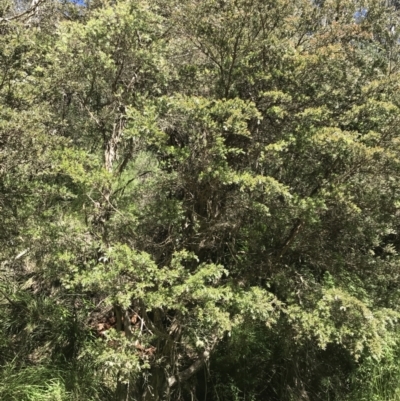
[141,366,169,401]
[116,381,129,401]
[114,305,133,401]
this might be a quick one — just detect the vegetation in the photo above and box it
[2,0,400,399]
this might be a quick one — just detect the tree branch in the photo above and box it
[278,218,303,259]
[168,337,218,388]
[0,0,45,23]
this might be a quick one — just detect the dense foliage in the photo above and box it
[2,0,400,399]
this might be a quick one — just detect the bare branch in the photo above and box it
[0,0,46,23]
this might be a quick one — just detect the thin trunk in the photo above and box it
[102,111,130,400]
[116,381,129,401]
[114,304,129,400]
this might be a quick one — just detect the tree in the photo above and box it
[2,0,400,400]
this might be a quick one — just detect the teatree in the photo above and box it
[163,0,400,398]
[3,0,400,400]
[0,7,106,400]
[19,2,279,399]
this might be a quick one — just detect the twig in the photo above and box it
[0,0,46,23]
